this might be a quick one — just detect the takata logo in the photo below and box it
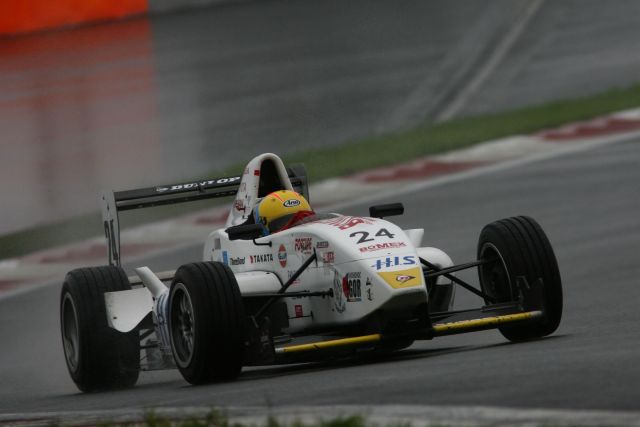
[371,255,417,270]
[155,176,240,193]
[249,254,273,263]
[278,244,287,267]
[283,199,301,208]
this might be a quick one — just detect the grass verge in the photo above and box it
[3,83,640,259]
[277,83,640,181]
[85,410,416,427]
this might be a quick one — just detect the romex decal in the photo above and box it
[359,242,407,252]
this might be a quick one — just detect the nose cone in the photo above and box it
[366,254,424,289]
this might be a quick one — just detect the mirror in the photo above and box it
[369,203,404,219]
[226,223,264,241]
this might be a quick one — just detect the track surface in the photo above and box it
[1,137,639,413]
[4,1,640,234]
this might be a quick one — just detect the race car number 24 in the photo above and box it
[349,228,395,244]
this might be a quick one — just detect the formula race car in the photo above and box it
[60,153,563,391]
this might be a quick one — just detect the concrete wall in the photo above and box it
[0,0,243,37]
[149,0,247,14]
[0,0,148,36]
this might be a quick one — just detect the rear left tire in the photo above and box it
[60,266,140,392]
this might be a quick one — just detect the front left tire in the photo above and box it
[168,262,246,384]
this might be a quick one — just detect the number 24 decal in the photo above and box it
[349,228,395,244]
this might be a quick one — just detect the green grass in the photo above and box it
[3,82,640,260]
[275,82,640,181]
[90,411,413,427]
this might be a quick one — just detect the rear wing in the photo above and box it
[101,164,309,267]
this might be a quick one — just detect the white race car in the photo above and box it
[60,153,563,391]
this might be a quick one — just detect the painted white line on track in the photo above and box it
[0,238,204,302]
[436,0,545,121]
[3,404,640,427]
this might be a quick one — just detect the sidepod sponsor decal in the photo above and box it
[371,255,417,270]
[294,237,313,254]
[378,267,423,289]
[222,250,229,265]
[249,253,273,263]
[229,256,245,266]
[234,199,246,212]
[365,276,373,301]
[278,244,287,268]
[342,272,362,302]
[321,251,335,264]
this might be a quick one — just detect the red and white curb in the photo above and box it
[2,108,640,299]
[2,404,640,427]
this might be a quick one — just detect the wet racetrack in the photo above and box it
[1,0,640,418]
[1,135,639,413]
[3,0,640,234]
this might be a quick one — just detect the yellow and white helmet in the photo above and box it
[253,190,312,235]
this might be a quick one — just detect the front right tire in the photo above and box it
[477,216,563,341]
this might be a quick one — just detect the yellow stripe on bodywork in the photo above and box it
[432,310,543,334]
[275,334,382,354]
[378,267,423,289]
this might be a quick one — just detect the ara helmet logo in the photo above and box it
[283,199,301,208]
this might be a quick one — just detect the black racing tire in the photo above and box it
[60,266,140,392]
[477,216,563,342]
[168,262,246,384]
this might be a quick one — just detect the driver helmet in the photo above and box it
[253,190,312,235]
